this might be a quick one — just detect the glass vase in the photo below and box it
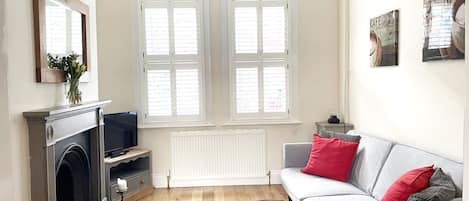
[67,77,82,105]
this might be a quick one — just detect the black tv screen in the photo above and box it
[104,112,138,156]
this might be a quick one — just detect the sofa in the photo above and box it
[281,131,463,201]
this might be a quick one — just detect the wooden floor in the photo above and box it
[139,185,288,201]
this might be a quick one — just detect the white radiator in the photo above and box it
[170,129,267,187]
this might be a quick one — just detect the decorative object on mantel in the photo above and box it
[48,54,87,104]
[327,115,341,124]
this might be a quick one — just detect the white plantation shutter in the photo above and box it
[142,0,205,122]
[262,7,286,53]
[230,0,290,119]
[174,8,199,55]
[263,66,286,112]
[234,7,258,54]
[176,68,200,115]
[147,69,172,116]
[144,8,170,55]
[236,67,259,113]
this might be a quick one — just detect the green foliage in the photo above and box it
[47,53,87,104]
[47,53,87,80]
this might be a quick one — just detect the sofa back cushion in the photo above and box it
[301,135,360,182]
[372,145,463,200]
[381,165,434,201]
[348,131,394,193]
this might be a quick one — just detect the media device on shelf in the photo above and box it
[104,112,138,158]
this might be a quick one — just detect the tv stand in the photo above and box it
[104,148,153,201]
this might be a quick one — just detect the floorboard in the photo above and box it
[139,185,288,201]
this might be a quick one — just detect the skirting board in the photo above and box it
[152,170,282,188]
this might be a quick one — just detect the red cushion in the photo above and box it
[381,166,435,201]
[301,134,359,182]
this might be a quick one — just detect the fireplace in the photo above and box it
[24,101,111,201]
[55,131,91,201]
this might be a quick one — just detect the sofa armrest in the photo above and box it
[283,142,312,168]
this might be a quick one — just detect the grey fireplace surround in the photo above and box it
[24,100,111,201]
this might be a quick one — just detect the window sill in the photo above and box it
[138,122,216,129]
[222,120,303,127]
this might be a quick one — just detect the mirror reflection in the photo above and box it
[45,0,83,65]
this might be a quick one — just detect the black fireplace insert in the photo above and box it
[55,132,91,201]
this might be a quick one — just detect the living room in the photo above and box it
[0,0,467,201]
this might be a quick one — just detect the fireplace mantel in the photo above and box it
[24,100,111,201]
[24,101,111,119]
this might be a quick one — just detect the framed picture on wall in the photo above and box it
[423,0,465,61]
[370,10,399,67]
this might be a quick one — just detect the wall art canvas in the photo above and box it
[423,0,465,61]
[370,10,399,67]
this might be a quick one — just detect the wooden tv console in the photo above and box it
[104,148,154,201]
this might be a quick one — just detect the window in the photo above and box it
[228,0,291,120]
[141,0,207,123]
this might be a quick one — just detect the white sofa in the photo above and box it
[281,131,463,201]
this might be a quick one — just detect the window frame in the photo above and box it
[226,0,297,122]
[137,0,212,126]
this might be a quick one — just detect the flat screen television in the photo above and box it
[104,112,138,157]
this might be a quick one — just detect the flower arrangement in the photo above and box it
[48,53,87,104]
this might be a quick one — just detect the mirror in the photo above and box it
[33,0,89,83]
[46,0,83,63]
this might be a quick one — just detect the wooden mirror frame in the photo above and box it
[33,0,90,83]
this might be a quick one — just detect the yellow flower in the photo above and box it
[80,65,87,73]
[71,61,78,68]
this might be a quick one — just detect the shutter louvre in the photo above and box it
[176,69,200,115]
[147,69,172,117]
[263,66,287,113]
[174,8,199,55]
[234,7,258,54]
[262,7,286,53]
[145,8,170,56]
[236,67,259,113]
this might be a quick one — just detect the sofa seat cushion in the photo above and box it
[281,168,366,200]
[303,195,377,201]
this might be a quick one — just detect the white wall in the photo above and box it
[0,0,15,200]
[339,0,350,121]
[348,0,466,162]
[2,0,99,200]
[463,2,468,200]
[97,0,341,186]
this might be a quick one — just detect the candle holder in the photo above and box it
[116,190,126,201]
[116,178,128,201]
